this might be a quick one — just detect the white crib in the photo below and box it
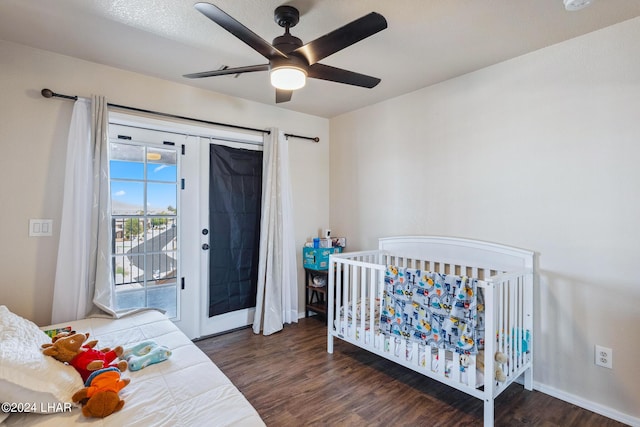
[327,236,536,427]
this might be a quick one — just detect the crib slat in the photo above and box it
[343,264,350,337]
[438,348,446,377]
[359,265,366,343]
[484,280,496,396]
[368,267,374,345]
[352,266,359,340]
[335,261,342,336]
[519,275,524,366]
[452,352,461,382]
[508,279,515,379]
[468,354,477,388]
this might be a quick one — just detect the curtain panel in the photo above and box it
[52,96,115,323]
[253,128,298,335]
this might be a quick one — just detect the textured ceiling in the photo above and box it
[1,0,639,117]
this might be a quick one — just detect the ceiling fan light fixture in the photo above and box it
[563,0,595,11]
[270,66,307,90]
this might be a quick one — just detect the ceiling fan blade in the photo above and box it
[194,2,288,60]
[307,63,381,88]
[276,89,293,103]
[293,12,387,65]
[183,64,270,79]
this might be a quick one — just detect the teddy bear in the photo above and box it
[72,367,130,418]
[42,332,127,382]
[460,350,508,382]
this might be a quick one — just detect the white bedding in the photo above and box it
[2,310,264,427]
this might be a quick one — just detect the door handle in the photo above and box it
[202,244,209,250]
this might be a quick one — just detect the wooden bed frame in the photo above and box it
[327,236,536,427]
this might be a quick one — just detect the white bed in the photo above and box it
[0,307,264,427]
[327,236,536,427]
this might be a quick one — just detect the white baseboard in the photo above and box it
[533,381,639,427]
[298,310,308,319]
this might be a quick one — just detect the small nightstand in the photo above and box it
[304,268,329,318]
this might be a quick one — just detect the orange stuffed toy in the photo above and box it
[72,367,130,418]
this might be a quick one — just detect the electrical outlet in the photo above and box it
[595,345,612,369]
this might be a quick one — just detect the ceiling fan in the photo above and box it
[184,2,388,103]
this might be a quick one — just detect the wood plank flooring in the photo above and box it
[195,317,626,427]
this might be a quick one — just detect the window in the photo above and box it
[109,137,179,317]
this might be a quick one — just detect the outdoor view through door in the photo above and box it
[208,145,262,317]
[105,119,264,337]
[109,139,179,317]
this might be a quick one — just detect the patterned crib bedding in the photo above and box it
[339,297,381,322]
[335,298,381,342]
[380,266,485,355]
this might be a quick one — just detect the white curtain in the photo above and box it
[52,96,115,323]
[253,128,298,335]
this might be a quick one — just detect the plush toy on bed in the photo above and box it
[72,367,130,418]
[122,340,172,371]
[461,350,508,382]
[43,331,101,351]
[42,332,128,382]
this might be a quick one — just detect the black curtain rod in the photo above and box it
[40,88,319,143]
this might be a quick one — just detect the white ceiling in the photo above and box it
[1,0,639,118]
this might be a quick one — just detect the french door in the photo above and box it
[107,123,181,320]
[197,139,263,337]
[109,113,263,339]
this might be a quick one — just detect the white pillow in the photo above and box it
[0,305,83,414]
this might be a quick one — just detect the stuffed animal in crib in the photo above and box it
[72,367,130,418]
[461,350,508,382]
[42,332,128,382]
[123,340,172,371]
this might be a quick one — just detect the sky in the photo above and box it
[110,160,177,215]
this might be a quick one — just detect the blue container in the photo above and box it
[303,247,343,270]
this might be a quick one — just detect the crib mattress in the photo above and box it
[2,310,264,427]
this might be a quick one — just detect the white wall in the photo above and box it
[0,40,329,327]
[330,17,640,425]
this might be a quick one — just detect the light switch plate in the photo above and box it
[29,219,53,237]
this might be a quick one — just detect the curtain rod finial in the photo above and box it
[41,88,54,98]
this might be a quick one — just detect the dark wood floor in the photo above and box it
[195,317,626,427]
